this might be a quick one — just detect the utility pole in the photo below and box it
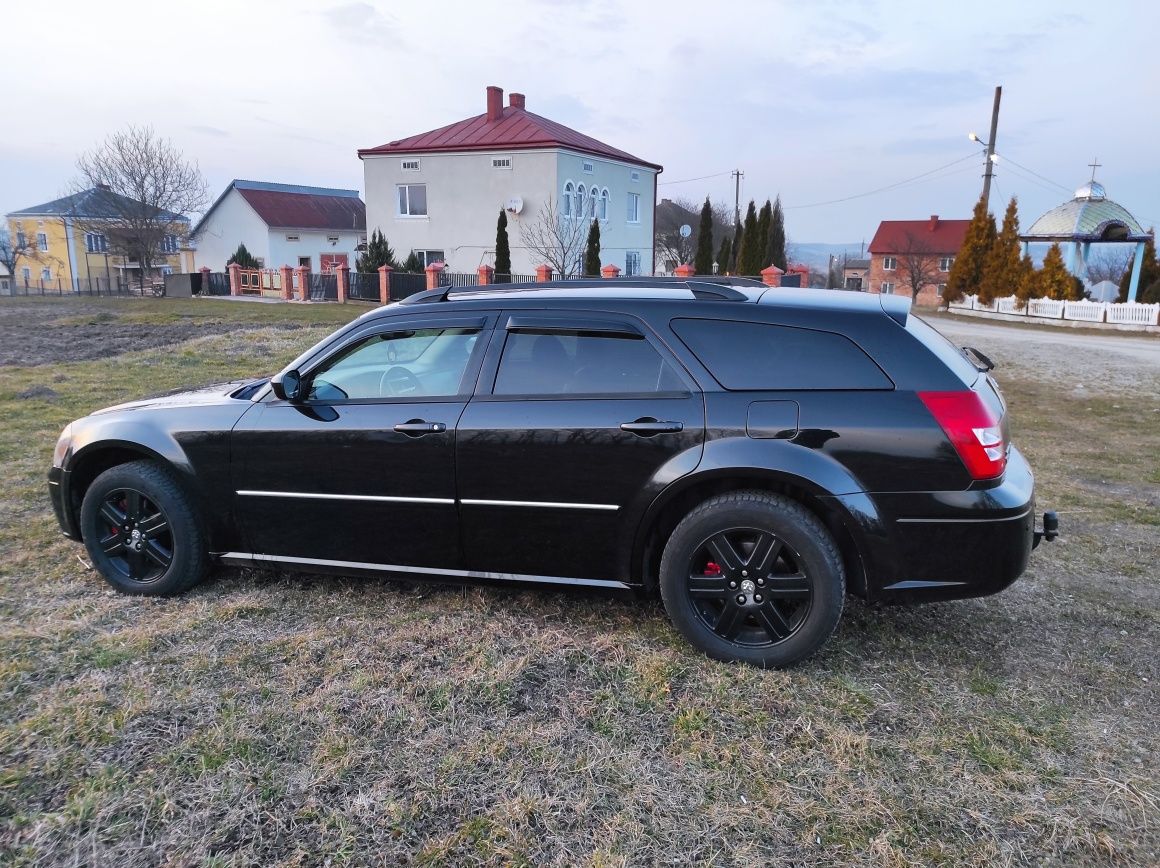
[731,169,744,232]
[981,85,1001,209]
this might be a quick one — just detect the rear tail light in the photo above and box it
[918,390,1007,480]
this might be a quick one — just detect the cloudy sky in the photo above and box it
[3,0,1157,244]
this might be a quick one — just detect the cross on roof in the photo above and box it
[1088,157,1102,182]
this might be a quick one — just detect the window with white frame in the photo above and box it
[326,235,340,244]
[37,232,48,252]
[939,256,954,272]
[630,170,640,183]
[625,251,641,276]
[160,234,179,254]
[414,249,445,267]
[576,184,586,220]
[882,256,897,271]
[397,184,428,216]
[84,232,108,253]
[881,282,895,294]
[401,159,420,171]
[626,192,641,223]
[582,160,594,173]
[492,156,512,169]
[589,187,598,220]
[161,265,173,276]
[599,188,609,220]
[563,181,574,217]
[41,267,51,282]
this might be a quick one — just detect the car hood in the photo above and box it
[90,378,268,415]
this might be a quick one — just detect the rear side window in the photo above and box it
[905,315,979,386]
[671,318,892,391]
[494,330,685,395]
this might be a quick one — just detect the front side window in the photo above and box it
[397,184,428,216]
[671,319,893,391]
[494,330,683,396]
[307,326,481,402]
[882,256,896,271]
[626,192,641,223]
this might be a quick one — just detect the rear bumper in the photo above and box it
[832,445,1039,603]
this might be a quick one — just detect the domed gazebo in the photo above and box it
[1020,174,1152,301]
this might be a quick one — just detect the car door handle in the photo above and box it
[393,419,447,436]
[620,418,684,436]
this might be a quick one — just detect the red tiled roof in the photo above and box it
[868,217,969,254]
[358,105,662,170]
[236,186,365,231]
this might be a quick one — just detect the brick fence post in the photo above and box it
[425,261,445,290]
[335,262,349,303]
[674,263,695,278]
[535,264,553,282]
[760,264,784,287]
[199,266,211,295]
[295,265,310,302]
[600,264,621,279]
[378,264,393,305]
[477,264,494,286]
[279,265,293,301]
[227,262,242,295]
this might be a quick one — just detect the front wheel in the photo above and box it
[79,460,209,596]
[659,491,845,668]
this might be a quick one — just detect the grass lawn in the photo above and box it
[0,296,1156,866]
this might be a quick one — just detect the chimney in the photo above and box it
[486,85,503,122]
[929,214,939,231]
[509,92,525,110]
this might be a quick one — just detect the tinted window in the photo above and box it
[494,330,685,395]
[308,327,480,401]
[905,314,979,386]
[671,319,892,390]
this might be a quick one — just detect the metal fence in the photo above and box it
[388,272,428,300]
[309,273,338,301]
[440,271,479,288]
[199,272,231,296]
[2,276,139,297]
[493,273,538,284]
[348,272,379,301]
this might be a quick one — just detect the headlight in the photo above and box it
[52,424,73,468]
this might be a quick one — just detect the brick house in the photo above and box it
[867,215,968,306]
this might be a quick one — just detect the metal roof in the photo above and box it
[1023,181,1148,242]
[7,186,188,223]
[192,180,366,236]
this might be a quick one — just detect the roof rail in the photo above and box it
[398,277,757,305]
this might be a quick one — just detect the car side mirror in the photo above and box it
[272,369,305,402]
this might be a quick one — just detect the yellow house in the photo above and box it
[6,185,193,291]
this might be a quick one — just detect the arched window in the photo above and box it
[576,184,586,220]
[590,187,598,220]
[599,188,609,221]
[563,182,574,218]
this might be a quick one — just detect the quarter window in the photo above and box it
[671,319,892,391]
[626,192,640,223]
[397,184,428,216]
[494,330,684,396]
[307,327,481,402]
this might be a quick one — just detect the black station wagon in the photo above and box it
[48,279,1056,667]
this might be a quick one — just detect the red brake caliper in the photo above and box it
[704,561,721,576]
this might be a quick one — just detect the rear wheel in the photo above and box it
[79,460,209,596]
[659,491,844,667]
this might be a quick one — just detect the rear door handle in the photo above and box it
[393,419,447,436]
[620,417,684,436]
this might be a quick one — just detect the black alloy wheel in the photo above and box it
[90,487,174,584]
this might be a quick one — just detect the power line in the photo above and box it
[783,153,980,210]
[994,154,1072,193]
[658,170,734,187]
[995,160,1071,196]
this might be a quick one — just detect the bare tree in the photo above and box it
[655,196,733,273]
[897,233,942,300]
[520,195,589,278]
[0,230,39,287]
[71,126,207,289]
[1086,247,1132,285]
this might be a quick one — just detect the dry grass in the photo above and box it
[0,297,1157,866]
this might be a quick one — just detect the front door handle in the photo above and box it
[620,417,684,436]
[393,419,447,436]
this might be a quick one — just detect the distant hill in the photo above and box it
[786,242,867,271]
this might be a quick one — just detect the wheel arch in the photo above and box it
[631,468,873,599]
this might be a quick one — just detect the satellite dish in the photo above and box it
[506,196,524,215]
[679,224,692,238]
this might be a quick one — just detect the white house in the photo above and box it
[358,86,661,276]
[191,180,366,272]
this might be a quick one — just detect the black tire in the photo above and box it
[659,491,844,668]
[79,460,209,596]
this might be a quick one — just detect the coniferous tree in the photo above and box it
[1118,232,1159,302]
[944,195,994,302]
[729,225,743,272]
[694,197,715,275]
[494,209,512,283]
[716,236,732,275]
[1014,252,1039,308]
[356,228,397,273]
[738,201,761,275]
[978,197,1022,304]
[584,219,601,276]
[1039,243,1076,300]
[401,251,423,273]
[226,243,260,270]
[756,200,773,269]
[768,196,787,270]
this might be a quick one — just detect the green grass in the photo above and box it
[0,296,1157,866]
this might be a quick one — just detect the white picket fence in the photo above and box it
[948,294,1160,326]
